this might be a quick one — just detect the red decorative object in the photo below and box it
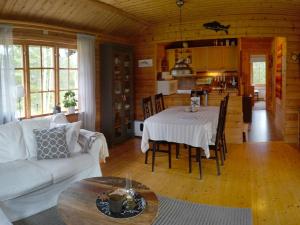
[275,44,283,99]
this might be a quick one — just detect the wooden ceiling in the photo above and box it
[0,0,300,37]
[0,0,148,37]
[99,0,300,24]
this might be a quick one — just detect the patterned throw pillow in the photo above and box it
[33,126,70,160]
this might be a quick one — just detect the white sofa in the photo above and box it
[0,116,108,222]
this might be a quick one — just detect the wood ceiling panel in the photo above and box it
[0,0,299,37]
[99,0,300,24]
[0,0,148,37]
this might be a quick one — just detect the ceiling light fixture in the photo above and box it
[170,0,193,77]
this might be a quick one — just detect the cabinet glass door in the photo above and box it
[113,53,124,139]
[122,53,133,136]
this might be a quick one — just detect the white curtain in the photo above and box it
[77,34,96,131]
[0,25,16,124]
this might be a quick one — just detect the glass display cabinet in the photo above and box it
[101,43,134,145]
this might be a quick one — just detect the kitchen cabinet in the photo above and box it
[222,47,238,70]
[167,46,238,72]
[207,47,223,70]
[192,47,208,71]
[100,43,134,146]
[167,49,175,71]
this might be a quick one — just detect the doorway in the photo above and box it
[250,55,266,110]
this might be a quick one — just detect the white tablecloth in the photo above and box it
[141,106,219,158]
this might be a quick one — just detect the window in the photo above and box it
[252,61,266,85]
[13,45,25,118]
[12,44,78,118]
[28,45,55,116]
[58,48,78,111]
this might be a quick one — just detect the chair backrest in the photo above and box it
[215,100,226,147]
[222,94,229,131]
[224,94,229,113]
[154,93,165,113]
[142,96,154,120]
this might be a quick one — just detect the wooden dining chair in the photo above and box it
[142,96,172,172]
[188,100,225,179]
[221,94,229,157]
[142,96,154,120]
[154,93,165,113]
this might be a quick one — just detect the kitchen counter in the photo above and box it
[176,88,239,95]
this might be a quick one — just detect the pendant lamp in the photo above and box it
[170,0,193,76]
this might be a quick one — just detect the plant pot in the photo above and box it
[68,106,75,114]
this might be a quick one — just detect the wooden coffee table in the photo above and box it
[58,177,159,225]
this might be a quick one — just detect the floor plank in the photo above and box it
[101,138,300,225]
[248,109,283,142]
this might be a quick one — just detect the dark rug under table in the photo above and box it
[14,196,252,225]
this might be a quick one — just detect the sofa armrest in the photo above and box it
[78,129,109,162]
[0,209,12,225]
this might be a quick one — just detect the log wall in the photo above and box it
[133,14,300,143]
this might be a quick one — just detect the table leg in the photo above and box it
[188,146,192,173]
[176,144,179,159]
[168,143,171,169]
[152,142,156,172]
[197,148,203,179]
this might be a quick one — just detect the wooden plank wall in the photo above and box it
[284,37,300,143]
[134,14,300,143]
[134,43,157,120]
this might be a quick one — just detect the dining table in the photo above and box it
[141,106,219,158]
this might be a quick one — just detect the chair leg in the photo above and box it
[176,144,179,159]
[145,150,148,164]
[168,143,172,169]
[152,142,156,172]
[219,143,224,166]
[221,137,226,161]
[197,148,203,179]
[223,133,228,153]
[215,148,221,176]
[188,146,192,173]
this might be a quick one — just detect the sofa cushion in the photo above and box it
[0,208,12,225]
[51,113,69,124]
[20,118,51,158]
[29,152,94,183]
[0,121,27,163]
[34,126,70,160]
[0,160,52,201]
[50,121,82,153]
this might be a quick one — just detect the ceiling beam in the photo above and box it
[0,19,131,43]
[89,0,150,27]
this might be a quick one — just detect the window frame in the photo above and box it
[58,47,79,112]
[13,44,27,119]
[13,41,78,118]
[251,61,266,85]
[28,44,56,117]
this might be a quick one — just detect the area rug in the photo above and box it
[13,196,252,225]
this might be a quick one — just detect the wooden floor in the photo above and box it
[248,109,283,142]
[101,138,300,225]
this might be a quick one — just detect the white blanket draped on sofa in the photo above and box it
[0,116,109,222]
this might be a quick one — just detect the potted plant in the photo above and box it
[63,90,77,114]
